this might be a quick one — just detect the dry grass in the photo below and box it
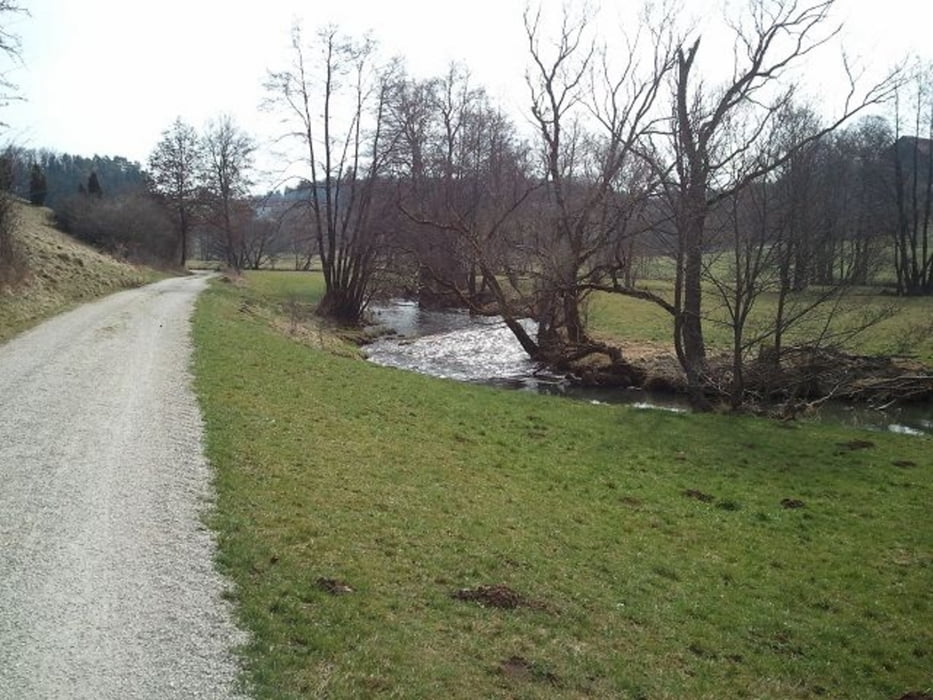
[0,200,164,344]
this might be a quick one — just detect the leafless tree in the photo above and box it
[148,117,202,267]
[390,67,543,354]
[891,62,933,295]
[0,1,26,121]
[522,3,677,360]
[649,0,899,407]
[265,25,398,323]
[0,1,26,281]
[680,111,902,407]
[202,115,256,270]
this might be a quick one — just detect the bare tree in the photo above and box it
[202,115,256,270]
[393,70,542,355]
[891,62,933,295]
[0,0,25,121]
[650,0,898,407]
[523,4,677,360]
[148,117,202,267]
[265,25,397,323]
[0,1,26,282]
[388,65,528,309]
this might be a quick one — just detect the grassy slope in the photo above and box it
[0,200,163,343]
[194,272,931,699]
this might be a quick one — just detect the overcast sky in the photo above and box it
[2,0,930,185]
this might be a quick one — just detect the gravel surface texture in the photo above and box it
[0,274,247,699]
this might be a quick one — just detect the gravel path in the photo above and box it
[0,274,247,699]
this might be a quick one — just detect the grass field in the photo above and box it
[586,284,933,367]
[193,271,931,699]
[0,201,165,344]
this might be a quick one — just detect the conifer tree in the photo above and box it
[87,171,102,197]
[28,162,47,205]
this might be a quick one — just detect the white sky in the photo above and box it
[2,0,931,186]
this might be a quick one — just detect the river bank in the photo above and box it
[192,271,932,698]
[364,299,933,436]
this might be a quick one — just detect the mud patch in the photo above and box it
[892,460,917,468]
[897,693,933,700]
[499,655,560,685]
[781,498,805,509]
[452,584,545,611]
[837,439,875,451]
[684,489,715,503]
[316,577,355,595]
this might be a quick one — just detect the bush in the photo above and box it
[56,191,177,265]
[0,192,23,286]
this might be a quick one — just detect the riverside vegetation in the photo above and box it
[193,271,931,699]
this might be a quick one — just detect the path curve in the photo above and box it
[0,274,246,699]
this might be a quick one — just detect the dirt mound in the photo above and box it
[316,577,354,595]
[451,584,544,610]
[684,489,715,503]
[837,439,875,452]
[499,655,560,685]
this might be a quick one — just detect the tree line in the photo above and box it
[4,0,931,408]
[2,118,265,267]
[242,1,928,408]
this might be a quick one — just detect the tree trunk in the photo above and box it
[678,190,710,409]
[317,285,365,325]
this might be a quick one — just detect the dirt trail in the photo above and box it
[0,274,246,699]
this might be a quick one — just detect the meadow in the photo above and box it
[192,271,931,699]
[585,280,933,368]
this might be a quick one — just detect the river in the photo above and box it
[364,300,933,437]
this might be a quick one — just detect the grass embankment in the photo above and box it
[0,200,164,344]
[194,271,930,699]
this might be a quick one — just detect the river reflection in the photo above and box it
[365,300,932,436]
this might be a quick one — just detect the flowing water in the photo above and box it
[364,300,933,437]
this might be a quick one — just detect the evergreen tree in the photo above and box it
[87,171,102,197]
[0,149,14,192]
[29,163,47,206]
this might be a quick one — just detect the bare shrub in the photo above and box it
[56,192,176,266]
[0,191,24,286]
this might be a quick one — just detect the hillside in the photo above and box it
[0,199,164,344]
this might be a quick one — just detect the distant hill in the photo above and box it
[7,149,148,211]
[0,199,161,344]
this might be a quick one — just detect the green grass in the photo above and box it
[193,271,931,699]
[587,284,933,366]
